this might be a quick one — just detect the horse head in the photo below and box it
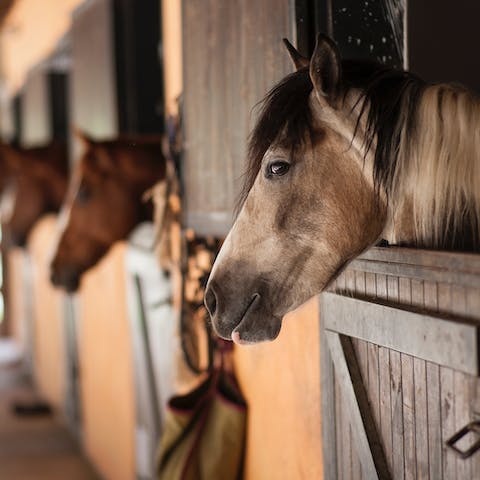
[50,131,166,292]
[0,142,68,247]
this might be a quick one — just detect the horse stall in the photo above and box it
[176,0,480,479]
[4,37,72,417]
[69,1,168,478]
[179,1,324,478]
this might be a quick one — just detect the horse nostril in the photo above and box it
[204,285,218,318]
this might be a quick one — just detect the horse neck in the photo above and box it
[386,84,480,249]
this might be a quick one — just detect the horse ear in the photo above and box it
[282,38,309,70]
[73,127,94,147]
[309,33,342,106]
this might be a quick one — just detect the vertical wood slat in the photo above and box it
[335,375,344,480]
[399,277,416,480]
[327,332,391,480]
[410,280,429,479]
[387,275,404,480]
[451,286,472,480]
[376,274,392,474]
[438,282,456,480]
[467,287,480,477]
[424,282,443,480]
[353,271,366,480]
[320,301,338,480]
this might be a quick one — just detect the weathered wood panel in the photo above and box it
[323,246,480,480]
[181,0,294,236]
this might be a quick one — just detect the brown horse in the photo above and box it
[50,132,167,292]
[0,142,68,247]
[205,34,480,344]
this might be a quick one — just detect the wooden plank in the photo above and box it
[389,350,404,479]
[424,281,442,480]
[402,353,416,480]
[321,292,480,375]
[426,362,442,480]
[466,287,480,477]
[413,358,429,478]
[440,366,456,479]
[365,272,376,298]
[326,332,391,480]
[375,274,388,302]
[359,246,480,274]
[354,273,368,388]
[454,371,472,479]
[368,342,381,459]
[349,258,480,288]
[438,283,456,479]
[320,307,338,480]
[451,285,472,479]
[399,277,415,480]
[335,376,344,480]
[345,269,356,295]
[379,347,393,472]
[386,249,403,478]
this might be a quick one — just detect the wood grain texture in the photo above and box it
[182,0,293,235]
[322,293,480,375]
[327,332,391,480]
[324,246,480,479]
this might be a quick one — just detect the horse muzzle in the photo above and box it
[204,281,282,344]
[50,266,81,293]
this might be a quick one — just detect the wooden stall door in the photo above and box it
[28,216,66,411]
[182,0,294,236]
[79,243,135,480]
[321,247,480,480]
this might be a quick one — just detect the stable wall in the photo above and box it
[6,247,30,356]
[28,215,66,410]
[234,298,323,480]
[78,242,135,480]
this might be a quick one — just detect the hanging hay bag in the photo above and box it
[157,369,247,480]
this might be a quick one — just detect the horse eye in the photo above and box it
[267,161,290,177]
[76,185,91,204]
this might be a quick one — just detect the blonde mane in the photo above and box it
[393,84,480,248]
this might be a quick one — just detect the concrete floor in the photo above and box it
[0,360,98,480]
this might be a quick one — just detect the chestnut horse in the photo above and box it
[205,34,480,344]
[0,142,68,247]
[50,133,166,292]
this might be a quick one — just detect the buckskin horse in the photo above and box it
[0,142,68,247]
[50,132,167,292]
[205,34,480,345]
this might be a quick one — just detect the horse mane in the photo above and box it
[241,60,480,250]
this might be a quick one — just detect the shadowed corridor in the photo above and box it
[0,341,97,480]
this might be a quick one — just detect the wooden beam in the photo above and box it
[321,292,480,375]
[320,309,337,480]
[326,331,391,480]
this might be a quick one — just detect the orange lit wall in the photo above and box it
[161,0,182,117]
[234,298,323,480]
[28,216,66,410]
[6,247,29,353]
[78,243,135,480]
[0,0,83,94]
